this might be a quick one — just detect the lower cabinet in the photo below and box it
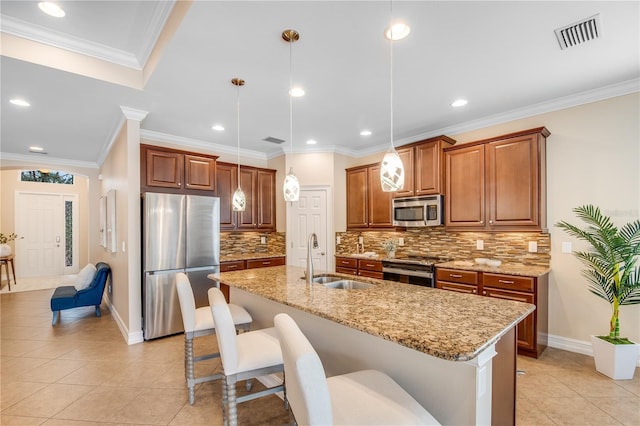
[335,257,383,279]
[436,268,548,358]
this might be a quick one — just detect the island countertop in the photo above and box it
[210,265,535,362]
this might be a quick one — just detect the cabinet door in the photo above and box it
[146,149,184,189]
[238,168,258,229]
[346,167,368,229]
[486,135,539,228]
[445,144,485,228]
[367,165,393,228]
[393,146,415,198]
[215,163,237,230]
[257,170,276,230]
[184,154,216,191]
[484,287,535,352]
[415,142,441,195]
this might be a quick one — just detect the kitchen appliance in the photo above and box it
[142,192,220,340]
[392,195,443,227]
[382,255,449,287]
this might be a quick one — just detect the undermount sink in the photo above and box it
[310,275,343,284]
[322,280,374,290]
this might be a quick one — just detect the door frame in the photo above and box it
[286,185,334,271]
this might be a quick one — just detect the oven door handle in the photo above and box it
[382,267,433,279]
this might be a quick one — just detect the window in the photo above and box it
[65,200,73,267]
[21,170,74,184]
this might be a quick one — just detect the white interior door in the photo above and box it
[15,193,65,277]
[287,187,332,273]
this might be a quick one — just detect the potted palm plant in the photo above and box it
[556,205,640,379]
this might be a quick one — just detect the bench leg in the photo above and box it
[52,311,59,325]
[95,305,101,317]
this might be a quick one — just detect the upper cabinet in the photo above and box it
[394,136,456,198]
[346,163,393,230]
[444,127,550,232]
[215,162,276,232]
[141,145,218,194]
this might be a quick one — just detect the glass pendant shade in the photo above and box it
[232,187,246,211]
[283,167,300,202]
[380,147,405,192]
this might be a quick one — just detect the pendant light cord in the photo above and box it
[236,83,241,187]
[389,0,394,151]
[289,37,294,164]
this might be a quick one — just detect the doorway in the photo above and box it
[286,186,333,272]
[15,192,79,278]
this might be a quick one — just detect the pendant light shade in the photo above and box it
[380,1,405,192]
[282,29,300,202]
[231,78,246,211]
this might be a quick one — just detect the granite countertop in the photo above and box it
[435,261,550,278]
[211,265,534,362]
[221,253,286,262]
[336,253,550,277]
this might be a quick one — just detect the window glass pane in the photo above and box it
[65,200,73,267]
[21,170,74,184]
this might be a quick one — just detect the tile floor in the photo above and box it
[1,288,638,425]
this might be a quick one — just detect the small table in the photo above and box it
[0,255,16,291]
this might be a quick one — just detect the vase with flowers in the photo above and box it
[0,233,18,257]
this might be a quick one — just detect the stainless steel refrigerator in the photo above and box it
[142,192,220,340]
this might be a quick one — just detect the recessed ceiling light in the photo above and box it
[289,87,305,97]
[29,146,46,153]
[306,139,317,145]
[38,2,65,17]
[451,99,468,107]
[211,124,224,131]
[384,22,411,40]
[360,130,372,136]
[10,98,30,107]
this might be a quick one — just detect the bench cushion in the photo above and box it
[51,285,78,311]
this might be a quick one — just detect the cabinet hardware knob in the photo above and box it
[178,182,181,186]
[480,220,484,224]
[472,289,477,293]
[489,220,493,224]
[483,291,487,295]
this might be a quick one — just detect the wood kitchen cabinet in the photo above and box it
[141,145,217,193]
[215,162,276,231]
[334,256,382,279]
[436,267,548,358]
[335,256,358,275]
[444,127,549,232]
[394,136,456,198]
[346,164,393,230]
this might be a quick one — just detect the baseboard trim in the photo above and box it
[103,295,144,345]
[547,333,640,367]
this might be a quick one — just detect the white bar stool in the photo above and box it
[176,273,252,405]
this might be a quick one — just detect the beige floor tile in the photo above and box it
[56,360,127,386]
[0,356,50,383]
[1,380,48,409]
[41,419,118,426]
[17,358,87,383]
[0,338,49,357]
[169,383,223,425]
[2,383,93,418]
[586,396,640,426]
[110,387,188,425]
[533,397,621,425]
[0,415,47,425]
[515,396,556,426]
[53,386,144,423]
[517,373,580,399]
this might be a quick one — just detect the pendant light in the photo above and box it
[231,78,246,211]
[380,2,405,192]
[282,29,300,202]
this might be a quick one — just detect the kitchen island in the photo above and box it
[210,265,535,425]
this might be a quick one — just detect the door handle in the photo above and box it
[320,252,325,256]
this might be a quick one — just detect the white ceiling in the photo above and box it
[1,1,638,168]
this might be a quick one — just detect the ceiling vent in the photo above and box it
[555,14,601,50]
[262,136,285,144]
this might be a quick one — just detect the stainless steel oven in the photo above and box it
[382,259,437,287]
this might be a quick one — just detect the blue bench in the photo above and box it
[50,262,111,325]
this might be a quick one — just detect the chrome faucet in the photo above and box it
[306,232,319,284]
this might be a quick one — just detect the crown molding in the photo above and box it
[120,106,149,122]
[135,1,176,66]
[0,152,99,169]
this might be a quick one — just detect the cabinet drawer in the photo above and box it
[336,257,358,269]
[483,273,534,292]
[436,281,478,294]
[358,270,384,279]
[336,266,358,276]
[220,261,245,272]
[246,257,285,269]
[436,268,479,285]
[358,259,383,272]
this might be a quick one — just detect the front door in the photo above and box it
[287,187,331,272]
[15,193,66,277]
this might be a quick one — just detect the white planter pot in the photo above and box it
[0,244,11,257]
[591,335,639,380]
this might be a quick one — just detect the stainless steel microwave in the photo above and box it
[392,195,444,227]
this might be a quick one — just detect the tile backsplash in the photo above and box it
[336,228,550,267]
[220,231,286,256]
